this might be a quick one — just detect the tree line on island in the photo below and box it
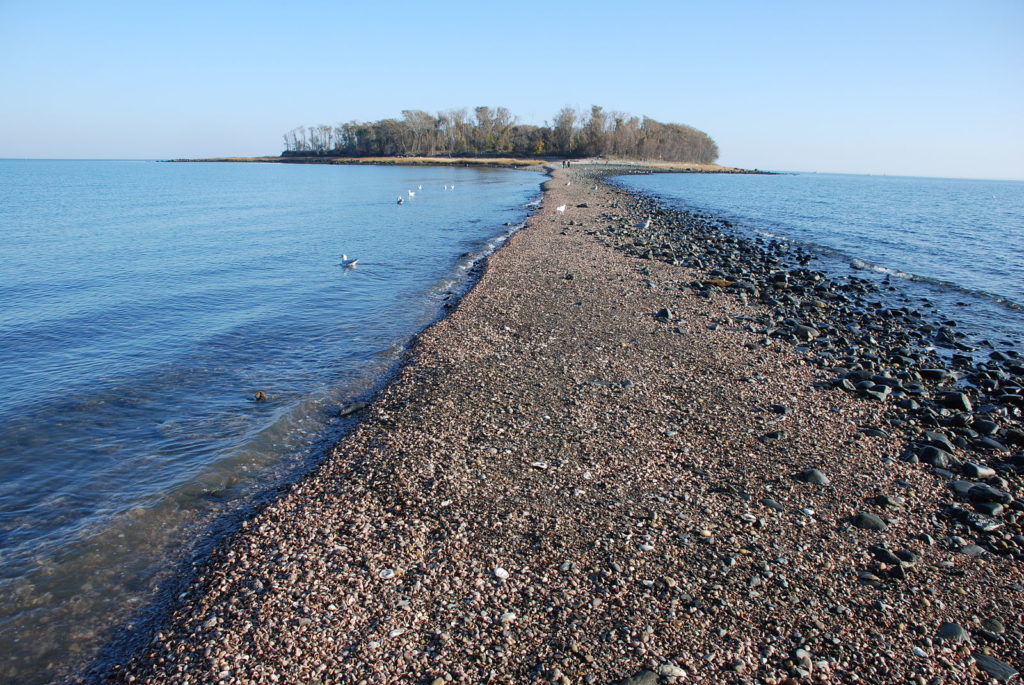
[281,105,719,163]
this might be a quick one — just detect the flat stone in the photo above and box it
[869,545,901,564]
[960,544,989,556]
[973,653,1019,682]
[963,462,996,479]
[969,484,1012,504]
[657,664,687,678]
[793,324,819,341]
[923,431,956,452]
[894,549,919,565]
[851,512,888,531]
[936,622,969,643]
[981,617,1006,634]
[942,392,973,412]
[919,445,952,468]
[950,480,980,498]
[796,468,830,485]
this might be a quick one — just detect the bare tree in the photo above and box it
[281,105,718,163]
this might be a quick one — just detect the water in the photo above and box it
[614,171,1024,350]
[0,159,540,683]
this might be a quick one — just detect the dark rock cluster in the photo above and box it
[599,183,1024,561]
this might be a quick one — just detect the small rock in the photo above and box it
[657,663,687,678]
[960,544,989,556]
[968,484,1012,504]
[963,462,996,479]
[493,567,510,580]
[981,617,1006,634]
[942,391,973,412]
[796,468,830,485]
[338,401,367,417]
[936,622,969,643]
[851,512,888,531]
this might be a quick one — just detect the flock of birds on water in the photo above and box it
[339,183,460,269]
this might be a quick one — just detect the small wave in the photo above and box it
[848,257,1024,311]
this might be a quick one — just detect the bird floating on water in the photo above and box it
[340,254,358,268]
[418,185,423,190]
[407,190,415,197]
[637,217,652,230]
[397,196,404,205]
[555,204,566,213]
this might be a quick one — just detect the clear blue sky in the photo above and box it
[1,0,1021,179]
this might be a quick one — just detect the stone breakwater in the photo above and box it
[106,165,1021,684]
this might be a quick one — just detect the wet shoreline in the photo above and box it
[105,164,1021,683]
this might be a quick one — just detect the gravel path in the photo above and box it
[108,165,1022,684]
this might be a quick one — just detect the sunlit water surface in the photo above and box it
[0,159,540,683]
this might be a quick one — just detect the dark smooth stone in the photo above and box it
[894,549,919,564]
[869,545,901,564]
[851,512,887,531]
[795,468,830,485]
[963,462,996,479]
[973,653,1018,682]
[936,622,968,643]
[919,445,952,468]
[960,544,989,556]
[969,484,1012,504]
[949,480,979,498]
[981,617,1006,634]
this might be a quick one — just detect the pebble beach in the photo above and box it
[106,164,1023,684]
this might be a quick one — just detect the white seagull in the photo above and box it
[407,190,415,197]
[565,181,571,187]
[556,204,566,213]
[340,254,358,268]
[418,185,423,190]
[636,217,652,230]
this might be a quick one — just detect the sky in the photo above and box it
[1,0,1021,179]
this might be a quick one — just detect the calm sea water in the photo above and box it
[0,159,540,683]
[615,171,1024,349]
